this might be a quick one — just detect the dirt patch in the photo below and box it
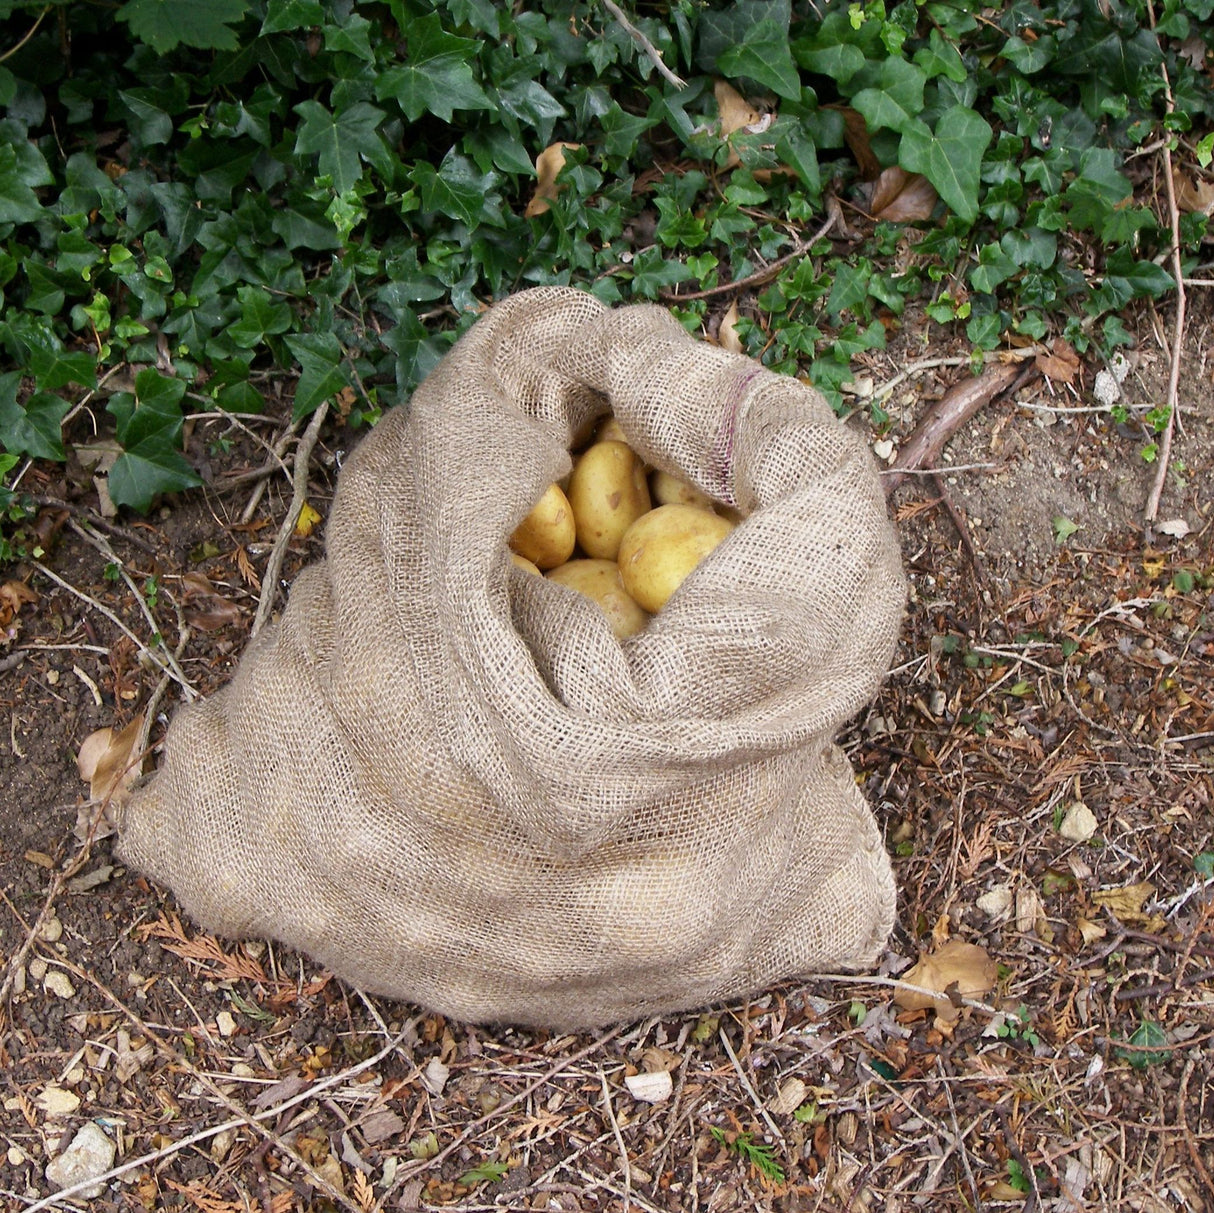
[1,318,1212,1211]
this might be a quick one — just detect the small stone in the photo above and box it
[36,1085,81,1117]
[44,971,76,1000]
[38,916,63,943]
[1060,802,1098,843]
[872,438,895,462]
[624,1070,672,1104]
[9,1145,27,1166]
[28,957,48,981]
[216,1011,237,1038]
[976,885,1012,921]
[45,1122,115,1200]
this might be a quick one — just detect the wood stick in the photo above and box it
[882,361,1028,495]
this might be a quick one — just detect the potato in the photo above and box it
[595,415,629,444]
[650,470,716,512]
[510,552,542,576]
[546,559,649,639]
[617,504,734,612]
[566,441,651,560]
[509,482,576,570]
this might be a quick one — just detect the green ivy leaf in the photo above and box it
[1103,248,1174,300]
[913,29,967,82]
[375,14,493,123]
[412,152,505,229]
[0,139,53,226]
[970,242,1019,294]
[228,285,294,349]
[284,332,350,422]
[0,376,70,461]
[28,344,98,393]
[717,18,802,101]
[293,100,387,194]
[1115,1020,1169,1069]
[1065,147,1131,233]
[116,0,251,53]
[109,443,202,513]
[105,370,200,511]
[899,107,992,224]
[852,58,927,134]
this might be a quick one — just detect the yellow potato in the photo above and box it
[595,415,628,444]
[566,441,651,560]
[650,470,716,512]
[546,559,649,639]
[617,504,734,612]
[510,552,542,576]
[509,483,576,570]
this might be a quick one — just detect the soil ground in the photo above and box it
[1,293,1212,1212]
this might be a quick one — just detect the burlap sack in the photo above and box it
[116,286,906,1029]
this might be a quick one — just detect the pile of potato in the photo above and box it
[508,417,737,639]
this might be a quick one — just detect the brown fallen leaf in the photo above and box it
[1035,336,1081,385]
[717,300,744,354]
[181,571,245,631]
[525,141,582,217]
[1174,168,1214,216]
[77,713,145,804]
[715,79,762,137]
[862,166,938,222]
[0,578,38,627]
[1091,880,1156,923]
[832,104,881,181]
[895,939,997,1019]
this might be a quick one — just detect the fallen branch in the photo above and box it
[881,360,1031,495]
[600,0,685,89]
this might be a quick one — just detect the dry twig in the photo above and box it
[250,400,329,638]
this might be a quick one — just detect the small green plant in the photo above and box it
[709,1127,786,1185]
[1195,853,1214,878]
[996,1004,1041,1048]
[1053,516,1081,545]
[458,1159,509,1187]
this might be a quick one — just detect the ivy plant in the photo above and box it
[0,0,1210,518]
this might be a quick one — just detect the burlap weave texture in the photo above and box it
[117,286,907,1029]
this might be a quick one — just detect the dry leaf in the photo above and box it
[181,571,244,631]
[295,500,323,538]
[767,1075,808,1115]
[1076,917,1106,944]
[1035,337,1081,385]
[1174,168,1214,216]
[834,105,881,181]
[525,141,581,217]
[1092,881,1155,922]
[0,578,38,627]
[717,300,743,353]
[895,940,997,1019]
[234,544,261,591]
[863,166,938,222]
[715,80,761,137]
[1015,886,1043,935]
[77,714,145,804]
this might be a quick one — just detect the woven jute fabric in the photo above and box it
[117,286,907,1029]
